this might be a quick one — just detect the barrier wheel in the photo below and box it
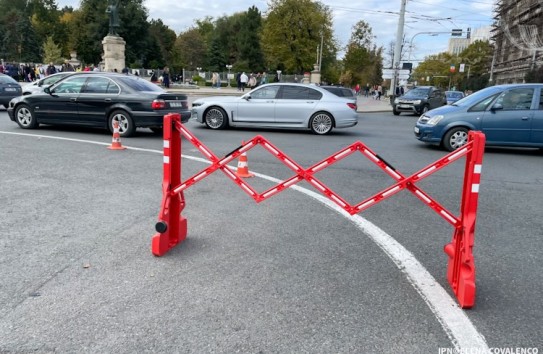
[310,112,334,135]
[109,110,135,137]
[204,107,228,130]
[15,104,38,129]
[443,127,469,151]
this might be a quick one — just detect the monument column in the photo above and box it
[102,35,126,72]
[103,0,125,72]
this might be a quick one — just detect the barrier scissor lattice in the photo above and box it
[152,113,486,308]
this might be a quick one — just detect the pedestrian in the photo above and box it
[240,72,248,92]
[236,72,242,91]
[162,66,170,88]
[355,83,360,96]
[365,83,370,97]
[46,62,57,76]
[62,60,75,72]
[377,85,382,100]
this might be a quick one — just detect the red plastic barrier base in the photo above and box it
[444,239,475,308]
[152,216,187,257]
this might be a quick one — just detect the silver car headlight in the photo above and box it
[425,115,444,126]
[413,100,422,105]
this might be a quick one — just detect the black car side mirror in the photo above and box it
[243,94,251,101]
[44,87,51,94]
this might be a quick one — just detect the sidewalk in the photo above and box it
[167,85,392,113]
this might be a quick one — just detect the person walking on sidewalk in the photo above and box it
[377,85,382,100]
[240,72,248,92]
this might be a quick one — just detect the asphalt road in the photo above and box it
[0,104,542,353]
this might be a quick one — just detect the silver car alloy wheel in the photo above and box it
[205,108,225,129]
[17,107,33,127]
[112,113,129,134]
[311,113,333,134]
[449,130,468,149]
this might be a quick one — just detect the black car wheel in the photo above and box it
[15,104,38,129]
[310,112,334,135]
[421,105,429,114]
[443,127,469,151]
[393,108,401,116]
[204,107,228,130]
[109,110,135,137]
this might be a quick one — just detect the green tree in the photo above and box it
[342,20,383,87]
[261,0,337,74]
[412,52,455,89]
[148,19,176,66]
[174,28,208,71]
[42,35,62,63]
[238,6,264,71]
[457,40,493,90]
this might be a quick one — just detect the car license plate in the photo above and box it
[399,104,410,108]
[169,102,183,107]
[4,88,17,92]
[414,127,420,133]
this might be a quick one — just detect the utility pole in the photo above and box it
[390,0,407,100]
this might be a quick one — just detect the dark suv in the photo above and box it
[393,86,446,115]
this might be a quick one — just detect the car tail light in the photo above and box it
[347,102,357,110]
[152,99,166,110]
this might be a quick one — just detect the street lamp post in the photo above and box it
[226,64,232,87]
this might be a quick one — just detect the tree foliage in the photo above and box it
[261,0,337,74]
[413,40,493,90]
[342,20,383,87]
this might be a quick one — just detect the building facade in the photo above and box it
[491,0,543,84]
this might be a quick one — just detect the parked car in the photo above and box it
[0,73,22,108]
[393,86,446,115]
[445,90,465,105]
[414,84,543,151]
[22,72,74,95]
[191,83,358,135]
[7,72,190,137]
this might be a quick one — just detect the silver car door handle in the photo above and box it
[105,98,112,102]
[70,97,77,102]
[521,116,529,120]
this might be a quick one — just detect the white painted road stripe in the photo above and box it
[0,130,490,352]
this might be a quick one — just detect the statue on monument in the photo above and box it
[106,0,120,36]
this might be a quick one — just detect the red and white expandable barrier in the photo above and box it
[152,113,486,308]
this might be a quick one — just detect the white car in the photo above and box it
[22,72,74,95]
[191,83,359,135]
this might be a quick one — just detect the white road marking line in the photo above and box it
[0,130,490,352]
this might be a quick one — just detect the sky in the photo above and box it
[57,0,495,67]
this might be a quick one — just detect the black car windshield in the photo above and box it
[118,76,164,92]
[404,88,430,97]
[450,86,504,107]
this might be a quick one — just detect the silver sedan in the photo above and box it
[191,83,359,135]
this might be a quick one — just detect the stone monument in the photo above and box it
[102,0,125,72]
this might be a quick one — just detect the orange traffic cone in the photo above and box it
[235,151,254,178]
[107,120,126,150]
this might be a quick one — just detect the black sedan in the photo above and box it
[0,73,22,108]
[7,72,190,137]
